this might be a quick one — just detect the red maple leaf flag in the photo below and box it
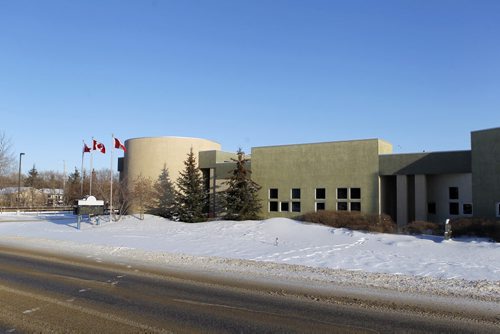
[83,142,91,153]
[114,137,126,152]
[92,139,106,154]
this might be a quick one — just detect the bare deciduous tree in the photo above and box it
[132,174,154,220]
[113,177,132,221]
[0,131,15,182]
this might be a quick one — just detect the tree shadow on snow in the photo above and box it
[412,234,495,244]
[31,212,111,230]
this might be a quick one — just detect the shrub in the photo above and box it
[297,210,395,233]
[450,218,500,242]
[403,221,441,235]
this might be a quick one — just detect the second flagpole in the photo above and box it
[110,134,114,220]
[90,137,94,196]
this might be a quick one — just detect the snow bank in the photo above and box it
[0,213,498,301]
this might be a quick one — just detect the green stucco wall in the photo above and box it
[251,139,392,218]
[471,127,500,219]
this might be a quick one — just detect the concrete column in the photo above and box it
[414,174,427,222]
[396,175,408,229]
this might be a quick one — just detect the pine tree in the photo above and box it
[24,164,39,188]
[175,148,207,223]
[223,149,262,220]
[25,164,41,206]
[65,168,82,204]
[151,165,176,219]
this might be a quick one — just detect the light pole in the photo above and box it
[17,152,25,208]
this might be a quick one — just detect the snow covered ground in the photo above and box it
[0,212,499,302]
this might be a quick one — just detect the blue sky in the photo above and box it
[1,0,499,173]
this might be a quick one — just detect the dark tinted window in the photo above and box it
[269,201,278,212]
[350,188,361,199]
[337,188,348,199]
[337,202,348,211]
[315,188,326,199]
[292,201,301,212]
[269,188,278,199]
[449,187,459,200]
[291,188,301,199]
[428,202,436,214]
[350,202,361,211]
[463,203,473,215]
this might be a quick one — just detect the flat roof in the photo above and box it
[379,150,471,175]
[252,138,391,150]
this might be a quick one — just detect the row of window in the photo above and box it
[446,186,471,216]
[428,202,473,216]
[268,201,361,212]
[269,201,301,212]
[268,188,361,200]
[268,187,361,213]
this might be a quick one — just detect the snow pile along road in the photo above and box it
[0,213,499,302]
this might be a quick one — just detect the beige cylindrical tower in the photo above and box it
[122,137,221,205]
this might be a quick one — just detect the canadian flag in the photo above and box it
[114,137,126,152]
[93,139,106,154]
[83,142,91,153]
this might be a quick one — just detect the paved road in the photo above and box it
[0,247,497,333]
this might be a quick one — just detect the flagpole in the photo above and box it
[90,137,94,196]
[81,140,85,196]
[110,134,114,220]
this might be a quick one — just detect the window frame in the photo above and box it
[315,202,325,211]
[350,188,361,200]
[462,203,473,215]
[449,187,459,200]
[350,202,361,211]
[291,188,301,200]
[315,188,326,200]
[269,188,278,199]
[269,201,279,212]
[337,188,348,200]
[337,202,348,211]
[449,202,459,215]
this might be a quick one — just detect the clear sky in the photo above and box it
[1,0,499,174]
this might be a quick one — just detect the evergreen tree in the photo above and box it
[65,168,82,204]
[175,148,207,223]
[223,149,262,220]
[151,165,176,219]
[25,164,41,206]
[24,164,39,188]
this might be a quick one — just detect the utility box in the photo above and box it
[74,196,105,215]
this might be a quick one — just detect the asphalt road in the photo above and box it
[0,246,498,333]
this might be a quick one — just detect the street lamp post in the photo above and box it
[17,152,25,208]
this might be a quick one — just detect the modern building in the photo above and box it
[251,139,392,220]
[120,136,220,185]
[118,127,500,225]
